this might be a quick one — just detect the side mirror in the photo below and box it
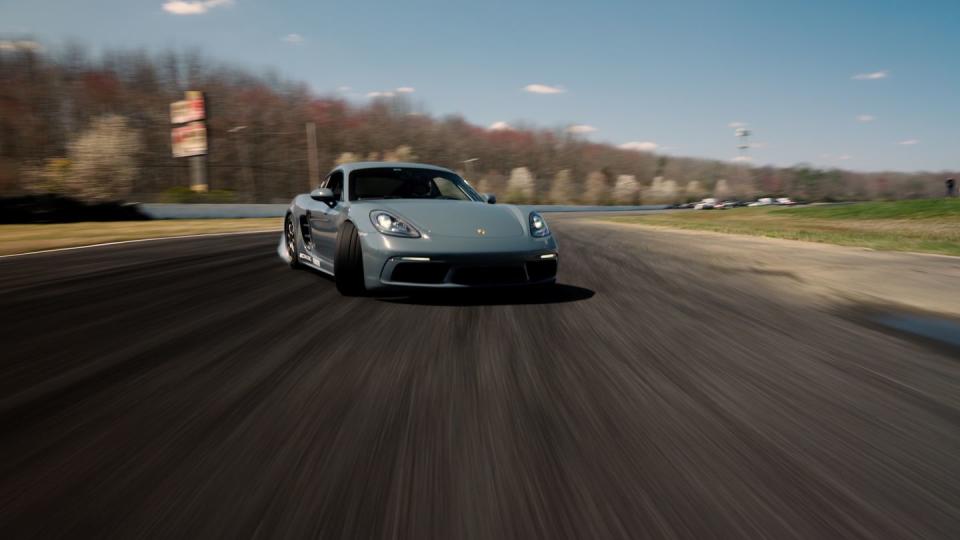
[484,193,497,204]
[310,187,335,202]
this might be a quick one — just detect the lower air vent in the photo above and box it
[525,260,558,282]
[391,263,450,284]
[451,266,527,286]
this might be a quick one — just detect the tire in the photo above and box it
[334,221,366,296]
[285,215,302,269]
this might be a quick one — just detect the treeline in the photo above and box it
[0,43,954,204]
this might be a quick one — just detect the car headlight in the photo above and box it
[529,211,550,237]
[370,210,421,238]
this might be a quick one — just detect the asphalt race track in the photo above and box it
[1,215,958,539]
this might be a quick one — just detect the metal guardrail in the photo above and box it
[139,204,290,219]
[139,203,669,219]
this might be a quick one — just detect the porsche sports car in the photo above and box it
[282,162,559,295]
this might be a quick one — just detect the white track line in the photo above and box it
[0,229,278,259]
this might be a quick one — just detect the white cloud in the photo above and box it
[489,121,513,131]
[366,87,414,98]
[619,141,659,152]
[897,139,920,146]
[728,121,747,128]
[336,86,352,92]
[838,154,853,161]
[565,124,597,134]
[163,0,233,16]
[852,70,888,80]
[856,114,875,123]
[0,40,42,52]
[731,156,753,163]
[523,83,565,94]
[282,33,304,43]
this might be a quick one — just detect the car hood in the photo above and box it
[365,200,526,239]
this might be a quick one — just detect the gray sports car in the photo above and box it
[282,162,559,295]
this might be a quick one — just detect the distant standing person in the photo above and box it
[947,178,956,197]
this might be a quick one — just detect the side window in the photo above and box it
[328,171,344,200]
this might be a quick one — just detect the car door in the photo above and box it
[306,170,344,267]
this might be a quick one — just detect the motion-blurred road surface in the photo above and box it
[1,215,958,538]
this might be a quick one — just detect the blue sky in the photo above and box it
[2,0,958,172]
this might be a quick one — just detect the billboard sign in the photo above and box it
[170,92,206,124]
[171,121,208,158]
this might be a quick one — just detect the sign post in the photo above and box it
[306,122,320,190]
[170,91,209,192]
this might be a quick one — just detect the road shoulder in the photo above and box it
[587,218,960,318]
[0,218,281,256]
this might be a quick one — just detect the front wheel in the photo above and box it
[334,221,366,296]
[285,215,301,269]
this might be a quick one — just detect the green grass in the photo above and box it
[0,218,281,256]
[606,199,960,256]
[777,198,960,220]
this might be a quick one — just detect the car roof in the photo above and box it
[336,161,456,175]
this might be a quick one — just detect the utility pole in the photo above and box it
[736,127,751,161]
[306,122,320,190]
[462,157,479,180]
[189,155,208,193]
[229,125,255,201]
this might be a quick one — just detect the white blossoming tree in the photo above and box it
[549,169,574,204]
[584,171,609,205]
[65,115,142,201]
[612,174,639,204]
[506,167,535,203]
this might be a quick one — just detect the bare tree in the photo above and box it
[684,180,706,201]
[713,179,731,200]
[22,158,71,194]
[1,43,956,203]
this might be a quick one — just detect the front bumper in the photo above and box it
[360,232,559,289]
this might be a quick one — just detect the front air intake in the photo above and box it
[391,263,450,284]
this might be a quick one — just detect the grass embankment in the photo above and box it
[607,199,960,256]
[0,218,281,256]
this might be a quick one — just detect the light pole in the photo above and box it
[736,127,751,160]
[229,125,255,201]
[306,122,321,191]
[462,157,479,181]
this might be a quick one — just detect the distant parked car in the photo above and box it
[748,197,775,207]
[776,197,797,206]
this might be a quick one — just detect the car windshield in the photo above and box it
[349,167,483,202]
